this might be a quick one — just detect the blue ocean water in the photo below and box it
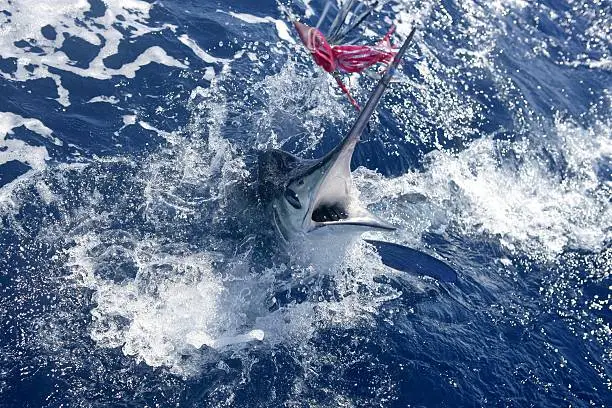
[0,0,610,406]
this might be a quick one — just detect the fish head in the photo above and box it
[258,135,395,243]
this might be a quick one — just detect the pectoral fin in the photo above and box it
[365,239,458,282]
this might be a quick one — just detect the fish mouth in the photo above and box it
[301,134,396,234]
[311,203,348,223]
[308,200,396,232]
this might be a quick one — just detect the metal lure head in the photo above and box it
[293,21,336,72]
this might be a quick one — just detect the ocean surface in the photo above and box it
[0,0,610,406]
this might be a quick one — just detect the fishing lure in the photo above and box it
[293,1,397,110]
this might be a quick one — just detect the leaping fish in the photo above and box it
[258,28,457,283]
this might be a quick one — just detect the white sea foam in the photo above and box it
[356,115,611,259]
[138,121,178,144]
[111,46,187,79]
[0,111,58,147]
[226,11,296,43]
[565,58,612,71]
[67,231,268,373]
[302,0,315,18]
[178,34,231,65]
[0,0,187,106]
[86,96,120,104]
[122,115,137,127]
[0,112,57,202]
[203,66,216,81]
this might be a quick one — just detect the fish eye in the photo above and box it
[284,188,302,209]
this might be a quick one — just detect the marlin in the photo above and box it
[258,28,457,282]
